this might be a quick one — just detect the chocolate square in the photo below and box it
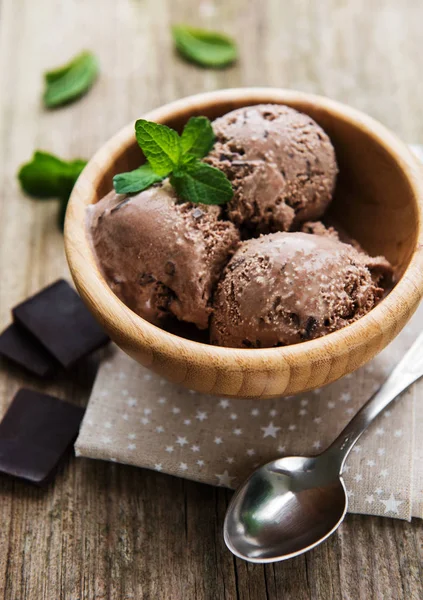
[13,279,109,368]
[0,324,58,377]
[0,389,85,484]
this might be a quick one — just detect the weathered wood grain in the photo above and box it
[0,0,422,598]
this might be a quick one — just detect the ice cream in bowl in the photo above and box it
[64,88,423,398]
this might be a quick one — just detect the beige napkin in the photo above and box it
[75,301,423,521]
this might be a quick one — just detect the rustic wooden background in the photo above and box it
[0,0,422,598]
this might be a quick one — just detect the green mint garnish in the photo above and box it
[170,162,233,205]
[18,151,87,229]
[43,50,99,108]
[172,25,237,68]
[113,116,233,206]
[113,163,164,194]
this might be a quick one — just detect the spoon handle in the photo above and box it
[326,328,423,471]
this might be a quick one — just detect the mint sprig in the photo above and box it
[18,151,87,229]
[113,116,233,206]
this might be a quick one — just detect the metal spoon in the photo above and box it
[224,330,423,563]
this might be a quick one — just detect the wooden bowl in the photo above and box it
[64,88,423,399]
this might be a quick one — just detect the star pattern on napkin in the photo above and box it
[89,370,412,515]
[260,422,280,438]
[380,494,404,515]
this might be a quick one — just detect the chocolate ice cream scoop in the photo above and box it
[210,232,392,348]
[301,220,394,282]
[89,181,240,329]
[205,104,338,235]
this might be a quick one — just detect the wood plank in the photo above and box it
[0,0,422,598]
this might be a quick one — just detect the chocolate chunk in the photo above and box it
[0,324,58,377]
[306,159,312,178]
[242,339,254,348]
[272,296,282,311]
[0,389,84,485]
[139,273,156,286]
[304,316,317,339]
[228,257,246,271]
[289,313,300,328]
[262,111,276,121]
[165,261,176,276]
[13,280,109,369]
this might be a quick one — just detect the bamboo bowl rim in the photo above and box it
[64,88,423,380]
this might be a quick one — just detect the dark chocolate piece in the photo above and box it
[0,389,85,485]
[0,324,58,377]
[13,279,109,368]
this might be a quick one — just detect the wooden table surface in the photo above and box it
[0,0,422,598]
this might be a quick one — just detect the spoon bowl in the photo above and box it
[224,456,347,562]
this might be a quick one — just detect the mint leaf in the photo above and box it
[113,162,164,194]
[180,116,215,158]
[170,161,233,205]
[18,151,87,199]
[18,151,87,231]
[43,51,99,108]
[135,120,181,176]
[172,25,237,68]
